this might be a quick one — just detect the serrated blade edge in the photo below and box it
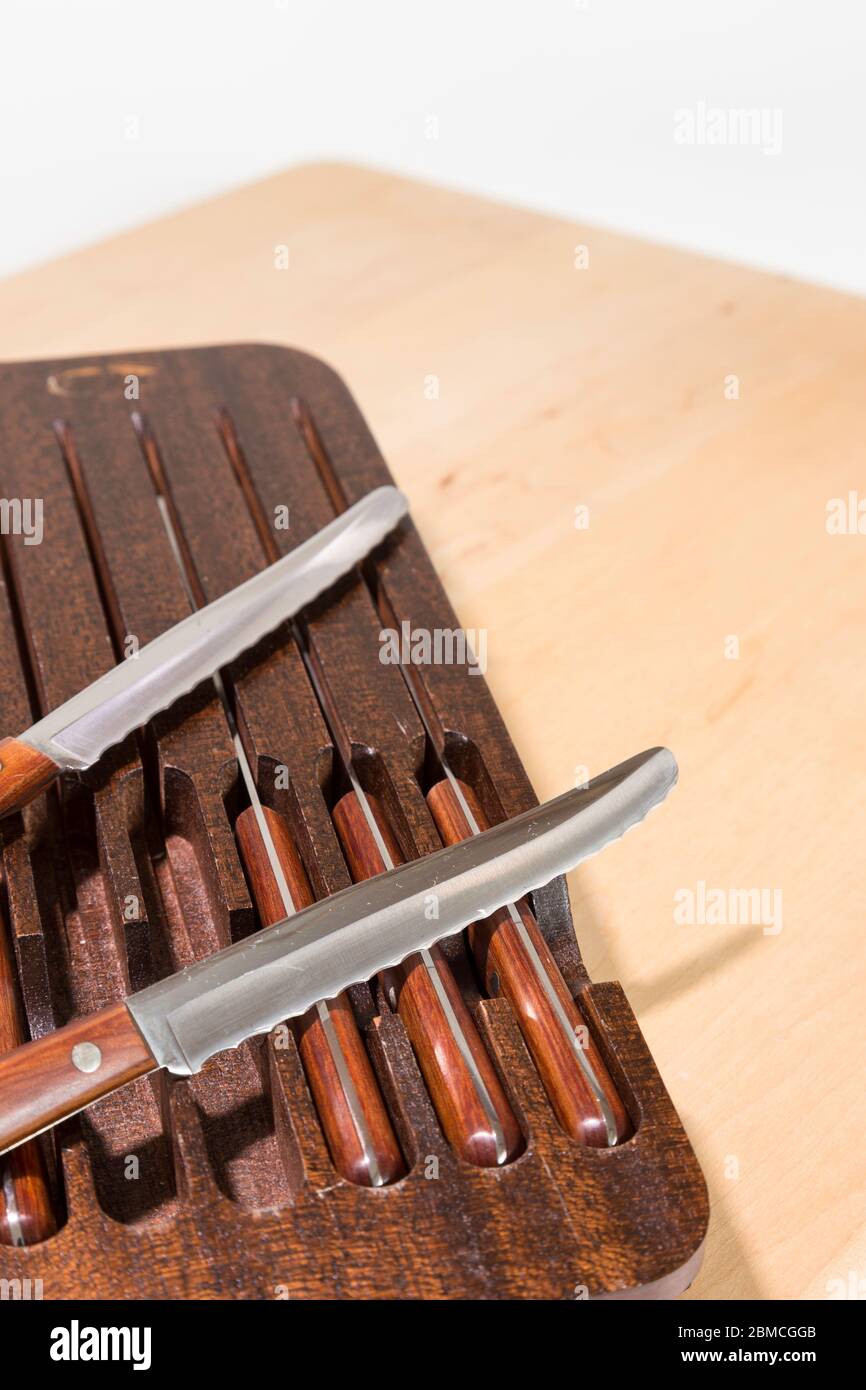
[127,747,677,1075]
[21,486,407,770]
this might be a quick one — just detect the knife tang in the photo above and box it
[427,778,631,1146]
[332,789,523,1168]
[234,804,405,1187]
[0,1001,157,1157]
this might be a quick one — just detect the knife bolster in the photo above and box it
[0,738,59,817]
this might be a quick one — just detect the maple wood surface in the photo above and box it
[0,163,861,1300]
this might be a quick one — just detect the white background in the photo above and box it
[1,0,862,293]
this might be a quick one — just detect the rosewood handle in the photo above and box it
[427,779,631,1146]
[235,805,405,1187]
[0,1002,157,1157]
[0,915,57,1243]
[332,791,523,1167]
[0,738,60,819]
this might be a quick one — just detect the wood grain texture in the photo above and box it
[0,1139,57,1246]
[0,336,708,1298]
[0,738,58,818]
[427,777,630,1146]
[332,790,523,1168]
[0,905,56,1244]
[0,1002,156,1155]
[234,804,405,1186]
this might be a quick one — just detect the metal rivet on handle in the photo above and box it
[71,1042,102,1074]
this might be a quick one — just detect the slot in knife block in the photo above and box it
[0,344,708,1299]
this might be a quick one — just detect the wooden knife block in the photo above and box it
[0,345,708,1299]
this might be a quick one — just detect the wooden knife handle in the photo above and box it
[0,911,57,1251]
[235,805,405,1187]
[427,778,631,1146]
[0,1002,157,1157]
[0,1142,57,1246]
[332,790,523,1168]
[0,915,57,1243]
[0,738,60,819]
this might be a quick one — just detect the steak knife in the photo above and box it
[0,746,677,1155]
[0,485,408,817]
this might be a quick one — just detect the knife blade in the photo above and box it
[0,485,408,817]
[0,745,676,1155]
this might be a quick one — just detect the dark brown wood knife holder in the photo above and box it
[0,344,708,1299]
